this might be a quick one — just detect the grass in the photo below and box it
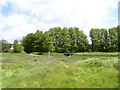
[1,52,119,88]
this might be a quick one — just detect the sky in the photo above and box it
[0,0,119,43]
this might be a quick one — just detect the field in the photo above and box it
[1,52,119,88]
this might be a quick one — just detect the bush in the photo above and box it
[83,58,118,69]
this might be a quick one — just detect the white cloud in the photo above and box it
[0,13,37,43]
[0,0,119,43]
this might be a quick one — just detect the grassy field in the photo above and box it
[1,52,119,88]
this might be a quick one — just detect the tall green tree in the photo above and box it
[68,27,77,52]
[13,40,24,53]
[42,31,55,52]
[90,27,118,52]
[34,30,44,52]
[108,27,118,52]
[98,29,108,52]
[60,27,71,52]
[74,27,88,52]
[0,40,11,52]
[22,33,37,53]
[117,26,120,52]
[22,30,55,53]
[90,28,100,52]
[48,27,88,52]
[48,27,63,52]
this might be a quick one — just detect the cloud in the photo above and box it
[0,13,37,42]
[0,0,118,43]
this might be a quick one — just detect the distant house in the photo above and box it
[10,44,14,50]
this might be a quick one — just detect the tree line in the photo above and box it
[0,40,24,53]
[22,26,119,53]
[1,26,119,53]
[90,27,119,52]
[22,27,88,53]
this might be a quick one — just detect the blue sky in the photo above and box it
[2,3,12,16]
[0,0,119,43]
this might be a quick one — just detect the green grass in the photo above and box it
[2,52,28,58]
[2,52,119,88]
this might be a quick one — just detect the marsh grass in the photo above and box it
[2,52,119,88]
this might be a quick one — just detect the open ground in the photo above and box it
[1,52,119,88]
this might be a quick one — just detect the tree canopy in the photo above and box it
[1,26,119,53]
[13,40,24,53]
[22,30,54,53]
[0,40,11,52]
[22,27,89,53]
[89,26,119,52]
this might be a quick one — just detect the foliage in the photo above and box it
[48,27,88,53]
[1,26,119,53]
[22,31,54,53]
[117,26,120,52]
[22,26,119,53]
[22,33,37,53]
[90,27,118,52]
[13,40,24,53]
[0,40,11,52]
[108,27,118,52]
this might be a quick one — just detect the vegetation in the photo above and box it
[48,27,88,52]
[22,26,119,53]
[0,26,119,53]
[0,40,11,52]
[1,26,119,88]
[2,52,118,88]
[22,30,54,53]
[13,40,24,53]
[90,27,118,52]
